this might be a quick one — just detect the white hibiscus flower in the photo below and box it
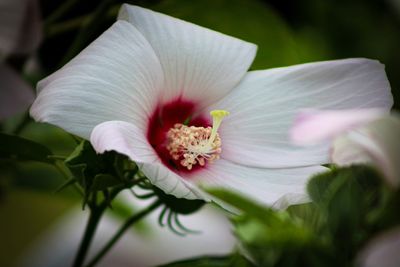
[30,4,393,207]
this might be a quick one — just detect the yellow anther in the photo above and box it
[209,110,229,145]
[210,110,230,119]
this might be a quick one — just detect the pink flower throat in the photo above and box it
[147,99,217,173]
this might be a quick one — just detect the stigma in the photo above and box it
[166,110,229,170]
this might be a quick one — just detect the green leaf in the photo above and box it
[90,174,122,191]
[233,210,334,267]
[307,165,383,259]
[63,141,139,207]
[308,165,382,216]
[54,176,77,193]
[20,122,77,156]
[374,190,400,230]
[307,166,339,206]
[66,163,87,185]
[0,133,53,163]
[158,254,253,267]
[64,141,107,205]
[233,217,325,267]
[206,187,336,266]
[287,203,325,236]
[64,141,112,189]
[65,141,101,176]
[65,141,136,183]
[206,187,275,221]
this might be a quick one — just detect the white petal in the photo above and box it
[188,159,326,207]
[331,134,375,165]
[90,121,205,200]
[140,162,206,200]
[91,121,323,206]
[207,59,393,168]
[290,108,388,145]
[332,115,400,188]
[0,64,34,120]
[272,193,311,210]
[118,4,257,108]
[90,120,157,163]
[30,21,164,139]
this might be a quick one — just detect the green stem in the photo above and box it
[85,200,162,267]
[73,206,106,267]
[54,160,84,197]
[69,178,140,266]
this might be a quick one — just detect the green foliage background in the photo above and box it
[1,0,399,266]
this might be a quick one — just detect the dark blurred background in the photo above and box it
[1,0,399,266]
[39,0,400,108]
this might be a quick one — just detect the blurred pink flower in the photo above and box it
[0,0,42,58]
[0,64,34,120]
[291,109,400,188]
[0,0,42,120]
[357,227,400,267]
[31,4,393,207]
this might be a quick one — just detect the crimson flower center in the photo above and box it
[166,124,222,170]
[147,99,228,173]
